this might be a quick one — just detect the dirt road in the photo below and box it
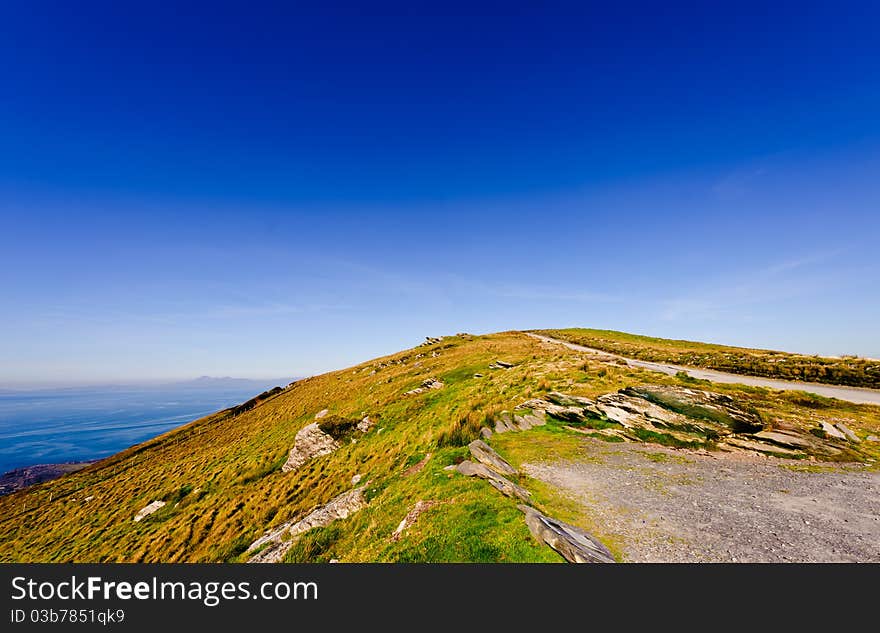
[522,439,880,562]
[528,333,880,406]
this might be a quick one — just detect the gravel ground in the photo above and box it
[522,439,880,562]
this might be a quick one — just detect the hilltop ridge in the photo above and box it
[1,330,878,563]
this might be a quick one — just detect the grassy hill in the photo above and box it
[1,331,878,563]
[536,328,880,389]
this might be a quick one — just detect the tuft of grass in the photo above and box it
[283,524,343,563]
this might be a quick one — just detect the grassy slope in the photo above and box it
[535,328,880,389]
[1,331,878,563]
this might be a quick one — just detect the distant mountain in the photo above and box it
[156,376,301,390]
[0,377,301,394]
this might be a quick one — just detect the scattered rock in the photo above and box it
[468,440,517,476]
[83,495,94,502]
[835,423,861,443]
[489,360,515,369]
[391,500,439,541]
[247,486,367,563]
[134,500,166,522]
[480,426,493,439]
[403,453,432,477]
[351,474,362,485]
[518,504,615,563]
[356,416,374,432]
[819,421,847,441]
[404,378,445,396]
[473,373,484,378]
[282,423,340,473]
[866,435,879,443]
[455,461,531,502]
[492,412,514,433]
[442,464,457,471]
[315,409,329,420]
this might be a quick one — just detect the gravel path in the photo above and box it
[528,333,880,405]
[522,439,880,562]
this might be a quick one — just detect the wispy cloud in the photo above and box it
[659,251,841,323]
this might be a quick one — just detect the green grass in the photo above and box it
[1,329,878,563]
[536,328,880,389]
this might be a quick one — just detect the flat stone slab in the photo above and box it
[247,486,367,563]
[819,421,846,440]
[518,504,615,563]
[134,500,166,522]
[456,461,531,502]
[468,439,518,476]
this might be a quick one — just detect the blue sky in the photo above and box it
[2,2,879,384]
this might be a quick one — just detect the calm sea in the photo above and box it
[0,381,287,474]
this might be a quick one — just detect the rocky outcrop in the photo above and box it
[518,395,601,425]
[247,486,367,563]
[456,461,531,502]
[493,410,547,434]
[134,500,166,522]
[521,386,859,460]
[404,378,444,396]
[622,385,764,433]
[518,505,615,564]
[467,440,517,476]
[282,423,339,473]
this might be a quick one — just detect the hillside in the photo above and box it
[1,331,878,563]
[536,328,880,389]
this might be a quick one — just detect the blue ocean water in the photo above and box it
[0,381,287,474]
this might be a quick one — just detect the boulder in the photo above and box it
[282,423,339,473]
[455,461,531,502]
[314,409,329,420]
[356,416,374,432]
[518,505,615,563]
[468,440,518,476]
[479,426,493,440]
